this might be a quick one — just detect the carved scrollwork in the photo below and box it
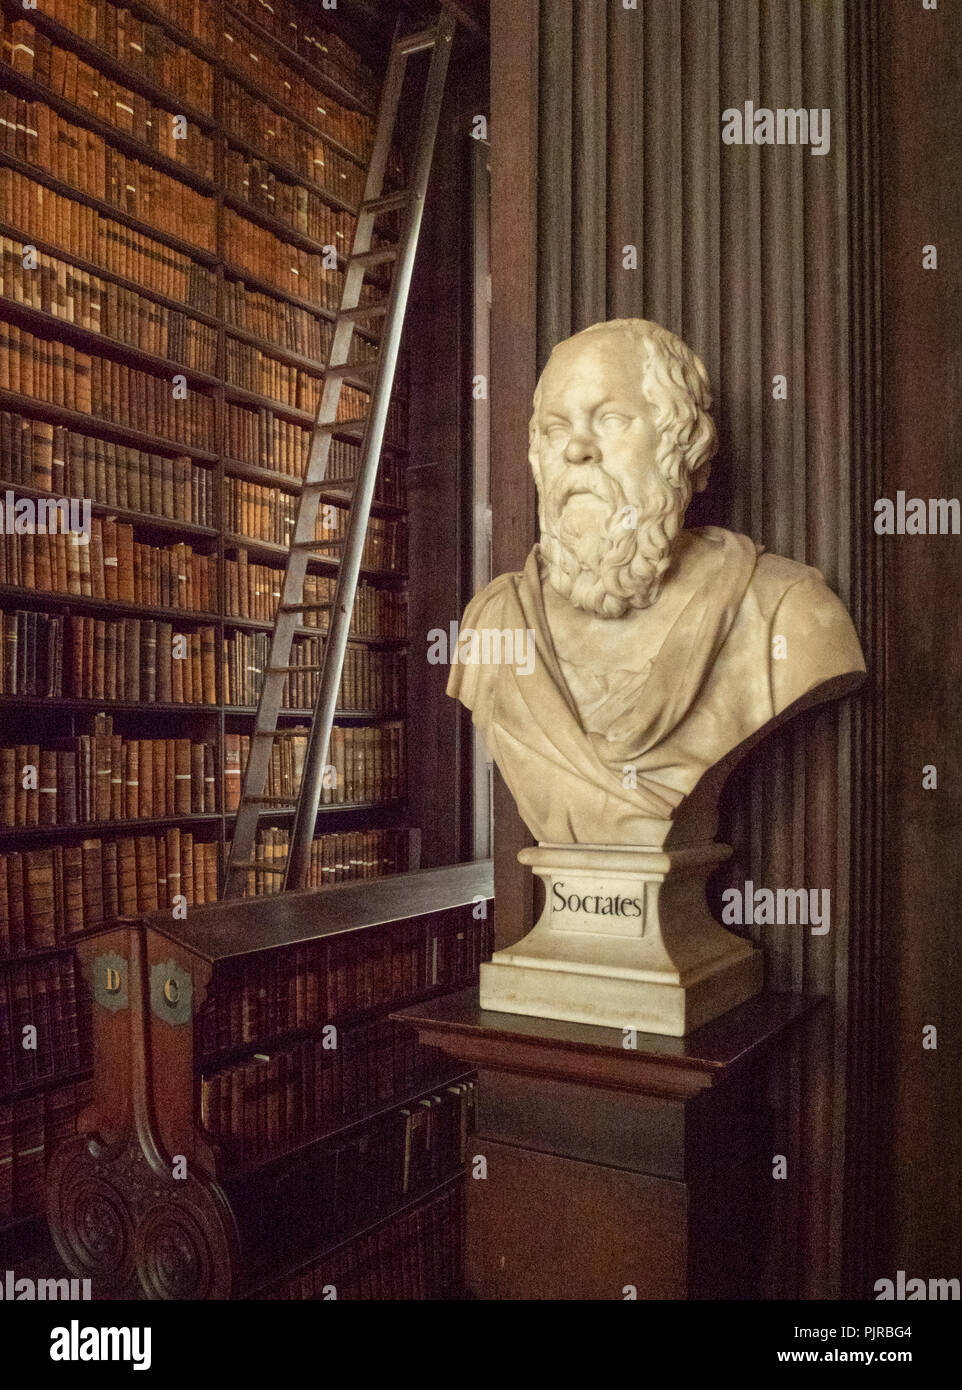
[47,1135,237,1300]
[134,1192,234,1301]
[46,1136,139,1296]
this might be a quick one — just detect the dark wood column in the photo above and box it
[489,0,541,939]
[877,0,962,1283]
[405,30,489,868]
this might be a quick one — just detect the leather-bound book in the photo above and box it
[38,748,58,827]
[116,837,137,917]
[25,851,56,952]
[77,523,92,597]
[182,627,195,703]
[155,835,167,915]
[100,618,114,701]
[57,750,77,825]
[165,826,181,913]
[101,839,118,924]
[201,624,216,703]
[92,618,106,699]
[125,617,141,701]
[190,741,205,814]
[142,619,157,703]
[180,831,193,909]
[93,713,112,824]
[116,521,135,601]
[6,852,25,956]
[138,739,154,819]
[25,742,40,826]
[223,733,241,813]
[58,956,80,1072]
[203,742,215,814]
[174,738,192,816]
[80,838,104,933]
[0,856,9,958]
[109,733,123,821]
[171,628,184,704]
[153,739,167,818]
[61,843,85,938]
[204,839,217,903]
[134,835,158,914]
[0,749,16,828]
[65,527,82,596]
[155,621,172,703]
[101,515,118,602]
[2,611,18,694]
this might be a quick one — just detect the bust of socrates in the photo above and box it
[448,319,866,847]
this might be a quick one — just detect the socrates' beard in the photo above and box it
[538,464,686,618]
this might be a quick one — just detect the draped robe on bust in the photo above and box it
[447,526,865,845]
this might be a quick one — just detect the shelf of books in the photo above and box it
[47,865,492,1298]
[0,0,422,1261]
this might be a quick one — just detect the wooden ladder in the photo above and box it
[223,12,455,898]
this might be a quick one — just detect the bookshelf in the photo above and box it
[0,0,425,1254]
[47,862,493,1299]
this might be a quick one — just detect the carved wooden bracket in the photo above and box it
[47,924,239,1299]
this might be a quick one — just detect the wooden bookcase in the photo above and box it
[0,0,432,1257]
[47,862,493,1298]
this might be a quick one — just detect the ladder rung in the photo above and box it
[314,479,355,498]
[266,664,325,674]
[230,861,287,874]
[324,361,378,380]
[361,191,407,216]
[339,302,390,324]
[398,27,440,55]
[320,417,368,433]
[325,420,370,442]
[292,538,346,551]
[252,728,316,739]
[279,602,333,613]
[352,244,400,268]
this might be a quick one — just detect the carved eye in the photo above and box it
[545,424,569,445]
[599,413,631,433]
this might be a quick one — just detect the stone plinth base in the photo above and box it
[480,842,763,1036]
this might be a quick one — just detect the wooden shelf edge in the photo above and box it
[0,389,218,462]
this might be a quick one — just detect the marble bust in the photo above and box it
[448,319,866,1034]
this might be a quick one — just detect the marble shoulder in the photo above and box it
[447,569,523,715]
[746,552,867,711]
[459,568,522,630]
[744,550,829,622]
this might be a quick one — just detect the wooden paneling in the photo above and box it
[878,0,962,1282]
[840,0,885,1300]
[466,1141,689,1300]
[488,0,888,1295]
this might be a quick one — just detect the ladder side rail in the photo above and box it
[284,15,456,890]
[222,30,429,898]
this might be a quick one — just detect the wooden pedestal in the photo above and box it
[393,988,819,1300]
